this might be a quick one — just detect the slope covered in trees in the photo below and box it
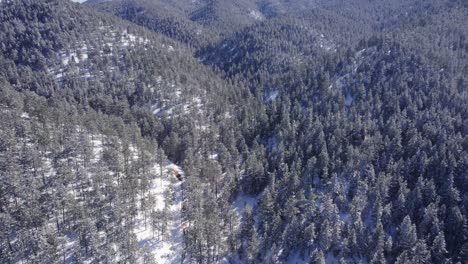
[1,0,467,263]
[0,79,176,263]
[86,0,216,49]
[190,1,468,262]
[0,0,254,262]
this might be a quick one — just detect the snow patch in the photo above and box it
[265,90,279,102]
[317,33,335,51]
[61,53,79,66]
[209,153,219,160]
[55,72,63,79]
[248,9,265,21]
[80,53,88,61]
[134,163,184,263]
[166,163,185,177]
[232,195,258,220]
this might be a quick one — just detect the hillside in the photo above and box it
[0,0,253,262]
[1,0,467,263]
[0,78,180,263]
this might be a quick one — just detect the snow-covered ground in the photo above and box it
[232,195,258,228]
[232,195,257,217]
[135,163,184,264]
[265,90,279,102]
[248,9,265,21]
[21,128,185,263]
[52,27,152,81]
[317,33,336,52]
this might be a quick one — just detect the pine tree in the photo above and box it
[432,232,449,263]
[312,249,326,264]
[445,205,466,254]
[239,206,258,261]
[460,242,468,264]
[395,250,411,264]
[412,239,430,263]
[397,216,417,252]
[370,221,386,264]
[151,210,162,240]
[258,187,275,232]
[0,213,14,263]
[246,228,260,264]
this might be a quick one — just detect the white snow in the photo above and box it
[152,107,163,115]
[80,53,88,61]
[209,153,219,160]
[61,52,80,66]
[55,72,63,79]
[265,90,279,102]
[61,56,69,66]
[166,163,185,177]
[134,163,184,264]
[175,89,182,98]
[156,76,163,84]
[232,195,258,220]
[195,124,209,131]
[356,48,366,57]
[248,9,265,21]
[317,33,335,51]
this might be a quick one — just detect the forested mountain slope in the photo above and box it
[1,0,467,263]
[243,40,467,263]
[86,0,266,48]
[197,17,339,82]
[192,1,468,262]
[86,0,216,48]
[0,0,256,262]
[88,0,463,52]
[198,0,467,84]
[0,0,250,160]
[0,80,176,263]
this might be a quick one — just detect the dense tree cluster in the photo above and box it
[233,41,468,262]
[0,0,467,263]
[0,0,251,262]
[0,79,168,262]
[195,0,467,263]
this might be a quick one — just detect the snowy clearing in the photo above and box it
[135,163,184,264]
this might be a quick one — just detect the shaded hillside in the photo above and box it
[87,0,216,48]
